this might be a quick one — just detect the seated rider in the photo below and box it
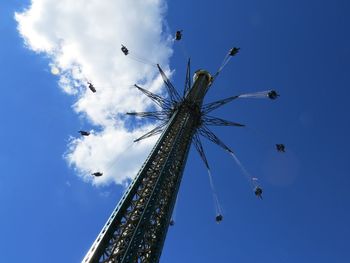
[254,186,263,199]
[229,47,240,56]
[175,30,182,41]
[267,90,279,100]
[121,45,129,55]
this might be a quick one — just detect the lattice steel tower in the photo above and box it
[82,60,214,263]
[82,49,266,262]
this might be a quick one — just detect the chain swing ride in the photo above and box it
[80,30,284,263]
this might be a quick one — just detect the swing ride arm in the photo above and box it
[157,64,182,103]
[134,84,172,109]
[83,43,272,262]
[202,115,245,127]
[133,122,168,142]
[126,111,170,121]
[198,125,234,154]
[201,95,239,114]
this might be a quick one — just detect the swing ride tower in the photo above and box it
[82,45,274,262]
[83,68,212,263]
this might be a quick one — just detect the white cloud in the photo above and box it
[15,0,173,185]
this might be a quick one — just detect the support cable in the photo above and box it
[120,44,158,67]
[201,90,275,115]
[229,151,256,188]
[212,53,232,81]
[207,169,223,216]
[128,53,158,67]
[238,90,272,99]
[193,133,223,218]
[211,47,239,85]
[198,125,258,189]
[172,29,190,62]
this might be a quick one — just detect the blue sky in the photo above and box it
[1,0,350,262]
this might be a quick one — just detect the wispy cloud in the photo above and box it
[15,0,173,185]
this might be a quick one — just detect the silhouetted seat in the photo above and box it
[121,45,129,55]
[229,47,240,56]
[267,90,279,100]
[276,144,285,152]
[254,186,263,199]
[79,130,90,136]
[175,30,182,41]
[88,82,96,93]
[215,214,223,222]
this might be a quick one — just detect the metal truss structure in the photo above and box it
[83,65,214,263]
[83,52,253,262]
